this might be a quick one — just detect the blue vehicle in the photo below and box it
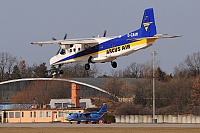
[66,104,107,124]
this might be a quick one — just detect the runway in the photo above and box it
[1,123,200,128]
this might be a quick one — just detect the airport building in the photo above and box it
[2,108,84,123]
[1,82,98,123]
[0,78,136,123]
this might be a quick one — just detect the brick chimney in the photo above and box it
[71,83,80,107]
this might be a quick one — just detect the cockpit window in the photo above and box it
[60,49,65,55]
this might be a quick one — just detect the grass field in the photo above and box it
[1,127,200,133]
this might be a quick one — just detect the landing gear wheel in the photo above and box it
[111,61,117,68]
[85,63,90,70]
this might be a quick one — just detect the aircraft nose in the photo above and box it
[50,55,59,66]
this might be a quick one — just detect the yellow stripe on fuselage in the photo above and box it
[54,38,157,65]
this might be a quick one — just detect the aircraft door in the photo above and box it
[74,44,82,53]
[106,41,118,57]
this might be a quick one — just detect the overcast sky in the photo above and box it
[0,0,199,75]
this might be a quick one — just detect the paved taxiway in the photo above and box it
[1,123,200,128]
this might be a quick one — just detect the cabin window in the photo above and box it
[9,112,14,118]
[73,48,76,52]
[78,48,81,51]
[70,49,72,52]
[34,111,36,117]
[46,111,51,117]
[40,111,44,118]
[84,44,89,49]
[15,112,20,118]
[58,112,63,117]
[30,112,32,117]
[70,44,73,48]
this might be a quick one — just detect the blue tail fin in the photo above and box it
[128,8,157,38]
[139,8,157,37]
[98,104,107,113]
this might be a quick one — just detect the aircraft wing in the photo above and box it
[31,38,99,46]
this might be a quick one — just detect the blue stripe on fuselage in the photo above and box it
[53,36,136,64]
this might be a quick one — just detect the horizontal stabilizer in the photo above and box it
[155,34,182,39]
[128,34,182,41]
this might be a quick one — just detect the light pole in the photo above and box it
[151,50,157,123]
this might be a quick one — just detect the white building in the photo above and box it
[49,99,96,108]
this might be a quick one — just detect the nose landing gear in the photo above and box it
[50,64,64,77]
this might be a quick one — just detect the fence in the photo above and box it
[115,115,200,123]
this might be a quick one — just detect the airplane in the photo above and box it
[66,104,107,124]
[31,8,181,72]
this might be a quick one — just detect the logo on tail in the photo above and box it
[143,22,153,31]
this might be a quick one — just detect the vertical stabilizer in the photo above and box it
[98,104,107,113]
[139,8,157,37]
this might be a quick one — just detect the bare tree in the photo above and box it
[173,63,190,79]
[184,52,200,76]
[0,52,17,81]
[120,81,134,98]
[120,62,145,78]
[190,75,200,114]
[101,78,124,101]
[140,61,152,79]
[10,80,71,104]
[62,62,100,78]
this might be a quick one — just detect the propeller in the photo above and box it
[52,37,57,41]
[103,30,107,37]
[63,33,67,40]
[52,33,68,55]
[93,30,107,38]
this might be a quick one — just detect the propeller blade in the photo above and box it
[52,37,57,41]
[64,33,68,40]
[53,33,68,55]
[103,30,107,37]
[56,47,61,55]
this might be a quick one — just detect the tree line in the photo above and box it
[1,51,200,115]
[1,51,200,80]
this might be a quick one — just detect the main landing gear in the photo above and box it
[85,56,93,70]
[111,61,117,68]
[84,61,117,70]
[85,63,90,70]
